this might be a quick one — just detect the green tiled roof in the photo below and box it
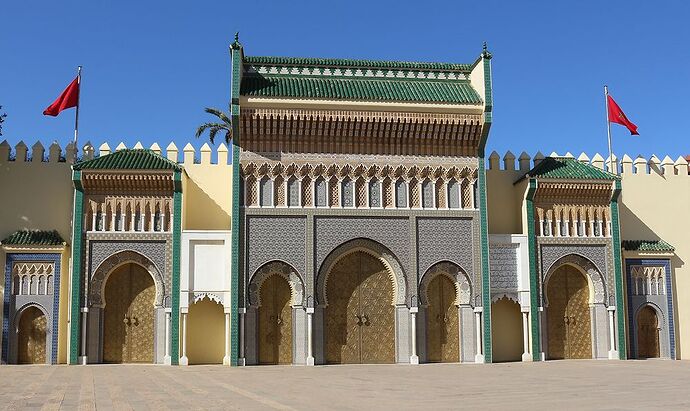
[622,240,675,252]
[244,56,473,72]
[73,149,181,171]
[524,157,618,180]
[241,76,482,104]
[2,230,65,246]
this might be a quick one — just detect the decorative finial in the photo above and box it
[481,41,492,59]
[230,31,242,50]
[483,41,487,51]
[235,32,239,42]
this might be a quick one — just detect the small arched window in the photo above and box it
[369,178,381,207]
[447,178,460,209]
[46,275,54,295]
[422,179,434,208]
[37,276,44,295]
[395,179,407,208]
[315,177,328,207]
[13,275,20,295]
[260,176,273,207]
[342,178,354,207]
[287,177,300,207]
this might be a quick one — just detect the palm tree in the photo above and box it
[195,106,232,144]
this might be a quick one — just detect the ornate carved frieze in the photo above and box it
[489,243,519,291]
[416,217,475,283]
[247,261,305,307]
[239,108,483,157]
[81,172,175,194]
[419,261,471,306]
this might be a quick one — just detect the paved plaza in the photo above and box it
[0,360,689,410]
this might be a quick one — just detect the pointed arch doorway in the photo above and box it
[425,274,459,363]
[17,306,47,364]
[102,263,156,363]
[546,264,592,360]
[258,274,293,365]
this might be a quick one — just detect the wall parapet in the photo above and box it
[486,151,690,177]
[0,140,231,166]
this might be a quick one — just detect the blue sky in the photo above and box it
[2,1,688,160]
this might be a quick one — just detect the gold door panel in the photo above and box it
[259,275,293,365]
[18,307,47,364]
[637,306,660,358]
[359,253,395,364]
[547,265,591,360]
[325,252,362,364]
[325,251,395,364]
[426,275,459,363]
[566,268,592,359]
[103,263,155,363]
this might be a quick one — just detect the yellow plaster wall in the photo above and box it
[486,168,525,234]
[0,159,73,363]
[186,298,225,364]
[491,297,524,362]
[619,168,690,359]
[183,164,232,230]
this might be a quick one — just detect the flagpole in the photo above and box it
[604,85,615,174]
[74,66,82,149]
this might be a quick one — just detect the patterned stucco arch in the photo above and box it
[317,238,407,306]
[419,261,472,306]
[543,253,607,306]
[633,301,666,330]
[248,260,305,308]
[90,250,166,308]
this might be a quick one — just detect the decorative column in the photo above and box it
[223,307,231,365]
[597,220,603,237]
[179,311,188,365]
[238,308,246,366]
[538,219,544,236]
[556,219,561,237]
[608,306,619,359]
[410,306,419,364]
[149,210,155,232]
[164,308,172,365]
[474,306,484,363]
[91,211,97,232]
[79,307,88,365]
[589,220,595,237]
[563,218,570,237]
[306,307,315,366]
[521,308,531,361]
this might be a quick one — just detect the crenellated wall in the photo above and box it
[485,150,690,358]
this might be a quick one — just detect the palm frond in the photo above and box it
[208,127,221,144]
[204,107,232,126]
[195,122,224,139]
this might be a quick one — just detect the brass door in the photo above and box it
[547,265,592,360]
[258,275,293,365]
[103,264,155,363]
[17,306,47,364]
[325,251,395,364]
[426,275,459,362]
[637,306,660,358]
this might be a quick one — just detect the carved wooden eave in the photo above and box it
[80,170,175,194]
[238,108,484,157]
[2,244,67,252]
[533,180,614,204]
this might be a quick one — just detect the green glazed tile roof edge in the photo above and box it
[1,229,65,246]
[244,56,473,72]
[240,76,482,104]
[519,157,619,181]
[73,149,182,171]
[622,239,675,252]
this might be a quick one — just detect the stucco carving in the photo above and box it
[248,261,305,307]
[316,238,407,306]
[246,216,307,281]
[543,253,607,305]
[419,261,471,306]
[416,218,474,280]
[489,243,519,290]
[89,250,166,307]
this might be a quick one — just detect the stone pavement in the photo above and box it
[1,360,689,410]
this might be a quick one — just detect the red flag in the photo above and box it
[607,94,638,135]
[43,77,79,116]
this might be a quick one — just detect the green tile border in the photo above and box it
[170,170,182,365]
[68,170,83,364]
[610,180,627,358]
[525,179,541,361]
[229,38,243,366]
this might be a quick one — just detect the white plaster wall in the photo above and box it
[180,231,232,310]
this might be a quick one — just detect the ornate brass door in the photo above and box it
[547,265,592,360]
[637,306,660,358]
[426,275,459,362]
[258,275,293,365]
[103,264,155,363]
[325,251,395,364]
[17,306,47,364]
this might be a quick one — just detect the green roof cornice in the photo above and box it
[1,229,65,247]
[622,240,675,252]
[519,157,619,182]
[244,56,473,72]
[73,149,182,171]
